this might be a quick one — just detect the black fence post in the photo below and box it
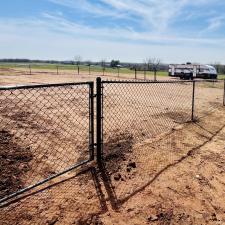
[29,65,31,75]
[96,77,102,163]
[191,80,196,121]
[135,68,137,79]
[89,82,94,160]
[154,69,156,81]
[223,79,225,106]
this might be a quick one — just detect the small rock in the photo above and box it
[128,161,136,168]
[211,213,217,221]
[147,215,158,222]
[127,167,131,173]
[47,216,58,225]
[114,173,122,181]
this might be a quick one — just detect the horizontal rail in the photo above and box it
[0,158,92,206]
[0,81,94,90]
[101,79,221,84]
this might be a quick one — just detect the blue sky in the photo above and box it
[0,0,225,63]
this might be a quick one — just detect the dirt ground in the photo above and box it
[0,69,225,224]
[0,107,224,225]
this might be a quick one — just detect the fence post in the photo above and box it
[29,65,31,75]
[56,66,59,75]
[96,77,102,163]
[89,82,94,160]
[154,69,156,81]
[223,79,225,106]
[135,68,137,79]
[191,80,196,121]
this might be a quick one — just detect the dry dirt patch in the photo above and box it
[0,108,225,225]
[0,130,33,199]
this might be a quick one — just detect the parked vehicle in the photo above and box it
[169,63,217,79]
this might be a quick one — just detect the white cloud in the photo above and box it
[48,0,220,33]
[207,16,225,31]
[0,15,225,63]
[0,0,224,63]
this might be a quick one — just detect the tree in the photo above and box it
[145,58,161,81]
[74,55,82,75]
[213,62,225,74]
[110,60,120,68]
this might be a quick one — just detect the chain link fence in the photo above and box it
[0,78,224,207]
[0,82,94,204]
[100,79,225,159]
[194,80,225,119]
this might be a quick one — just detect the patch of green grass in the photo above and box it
[218,74,225,80]
[0,63,169,77]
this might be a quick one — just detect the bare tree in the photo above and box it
[74,55,82,75]
[145,58,161,81]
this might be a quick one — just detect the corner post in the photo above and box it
[96,77,102,163]
[89,82,94,160]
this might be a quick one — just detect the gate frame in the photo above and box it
[0,81,95,205]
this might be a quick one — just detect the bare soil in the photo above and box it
[0,130,33,199]
[0,108,224,225]
[0,70,224,224]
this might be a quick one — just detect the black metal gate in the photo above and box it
[0,82,94,204]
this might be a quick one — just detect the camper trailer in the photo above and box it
[169,63,217,79]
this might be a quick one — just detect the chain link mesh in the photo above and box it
[0,83,93,201]
[194,80,224,119]
[101,81,194,158]
[100,79,225,205]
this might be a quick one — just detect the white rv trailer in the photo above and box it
[168,63,217,79]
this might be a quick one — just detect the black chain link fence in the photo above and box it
[0,82,94,204]
[0,78,224,207]
[100,79,225,159]
[194,80,225,119]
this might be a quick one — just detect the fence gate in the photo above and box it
[0,82,94,205]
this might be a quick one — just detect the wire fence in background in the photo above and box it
[0,82,94,204]
[0,64,166,81]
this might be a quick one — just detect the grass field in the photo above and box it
[0,62,168,77]
[1,63,225,80]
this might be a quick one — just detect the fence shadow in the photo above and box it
[1,113,225,224]
[98,111,225,209]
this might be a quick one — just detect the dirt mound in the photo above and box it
[0,130,33,199]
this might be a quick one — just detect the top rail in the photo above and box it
[0,81,94,90]
[101,79,222,84]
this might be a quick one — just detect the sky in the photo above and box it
[0,0,225,63]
